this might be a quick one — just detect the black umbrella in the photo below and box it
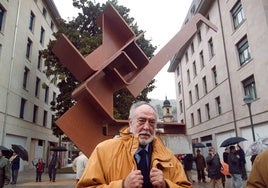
[192,142,205,148]
[12,144,29,161]
[0,146,12,158]
[50,146,67,152]
[0,145,10,151]
[220,137,247,147]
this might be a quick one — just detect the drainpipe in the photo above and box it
[216,0,238,136]
[1,0,21,145]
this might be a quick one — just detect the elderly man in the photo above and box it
[77,101,191,188]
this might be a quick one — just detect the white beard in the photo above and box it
[139,136,154,146]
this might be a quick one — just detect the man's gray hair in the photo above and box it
[128,101,158,119]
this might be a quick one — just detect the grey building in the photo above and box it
[168,0,268,171]
[0,0,66,170]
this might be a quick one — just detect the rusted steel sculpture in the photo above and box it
[52,4,217,156]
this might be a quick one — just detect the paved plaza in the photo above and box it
[4,168,247,188]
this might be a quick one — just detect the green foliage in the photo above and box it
[41,0,156,138]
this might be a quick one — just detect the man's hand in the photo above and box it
[124,170,143,188]
[150,167,167,188]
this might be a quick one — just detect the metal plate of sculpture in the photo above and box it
[52,4,217,156]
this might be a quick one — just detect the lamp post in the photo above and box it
[243,95,255,141]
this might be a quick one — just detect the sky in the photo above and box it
[53,0,192,100]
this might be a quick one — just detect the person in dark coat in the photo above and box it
[236,144,247,180]
[48,151,60,182]
[9,151,20,184]
[194,149,207,183]
[182,154,195,183]
[206,147,223,188]
[0,150,11,188]
[222,147,231,187]
[228,145,243,188]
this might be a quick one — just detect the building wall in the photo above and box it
[169,0,268,170]
[0,0,63,170]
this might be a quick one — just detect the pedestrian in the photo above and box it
[77,101,191,188]
[182,154,195,183]
[222,147,230,187]
[48,151,60,182]
[35,158,45,182]
[228,145,243,188]
[194,149,207,183]
[9,151,20,185]
[236,144,247,180]
[0,150,11,188]
[72,151,88,183]
[247,149,268,187]
[206,147,223,188]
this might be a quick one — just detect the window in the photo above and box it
[38,140,43,146]
[197,30,202,43]
[50,21,54,30]
[215,96,222,115]
[26,38,32,59]
[43,110,47,126]
[191,113,195,127]
[42,7,47,18]
[193,61,197,77]
[202,76,208,94]
[208,38,215,58]
[0,6,5,31]
[189,90,193,105]
[179,100,183,114]
[35,77,40,97]
[40,27,45,44]
[199,51,204,68]
[37,52,42,70]
[242,75,257,99]
[237,36,251,65]
[187,69,190,84]
[231,0,244,29]
[195,84,199,100]
[176,66,180,76]
[197,108,201,123]
[52,115,55,124]
[185,51,188,62]
[44,85,49,103]
[29,11,35,31]
[191,42,194,54]
[52,92,56,102]
[33,105,38,123]
[205,103,210,120]
[51,115,56,129]
[178,82,181,95]
[20,98,27,118]
[212,66,218,86]
[23,67,29,89]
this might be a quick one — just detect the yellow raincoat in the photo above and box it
[77,127,192,188]
[247,149,268,188]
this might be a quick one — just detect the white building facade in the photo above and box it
[0,0,66,170]
[168,0,268,170]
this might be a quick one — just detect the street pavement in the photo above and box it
[4,168,247,188]
[6,168,76,188]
